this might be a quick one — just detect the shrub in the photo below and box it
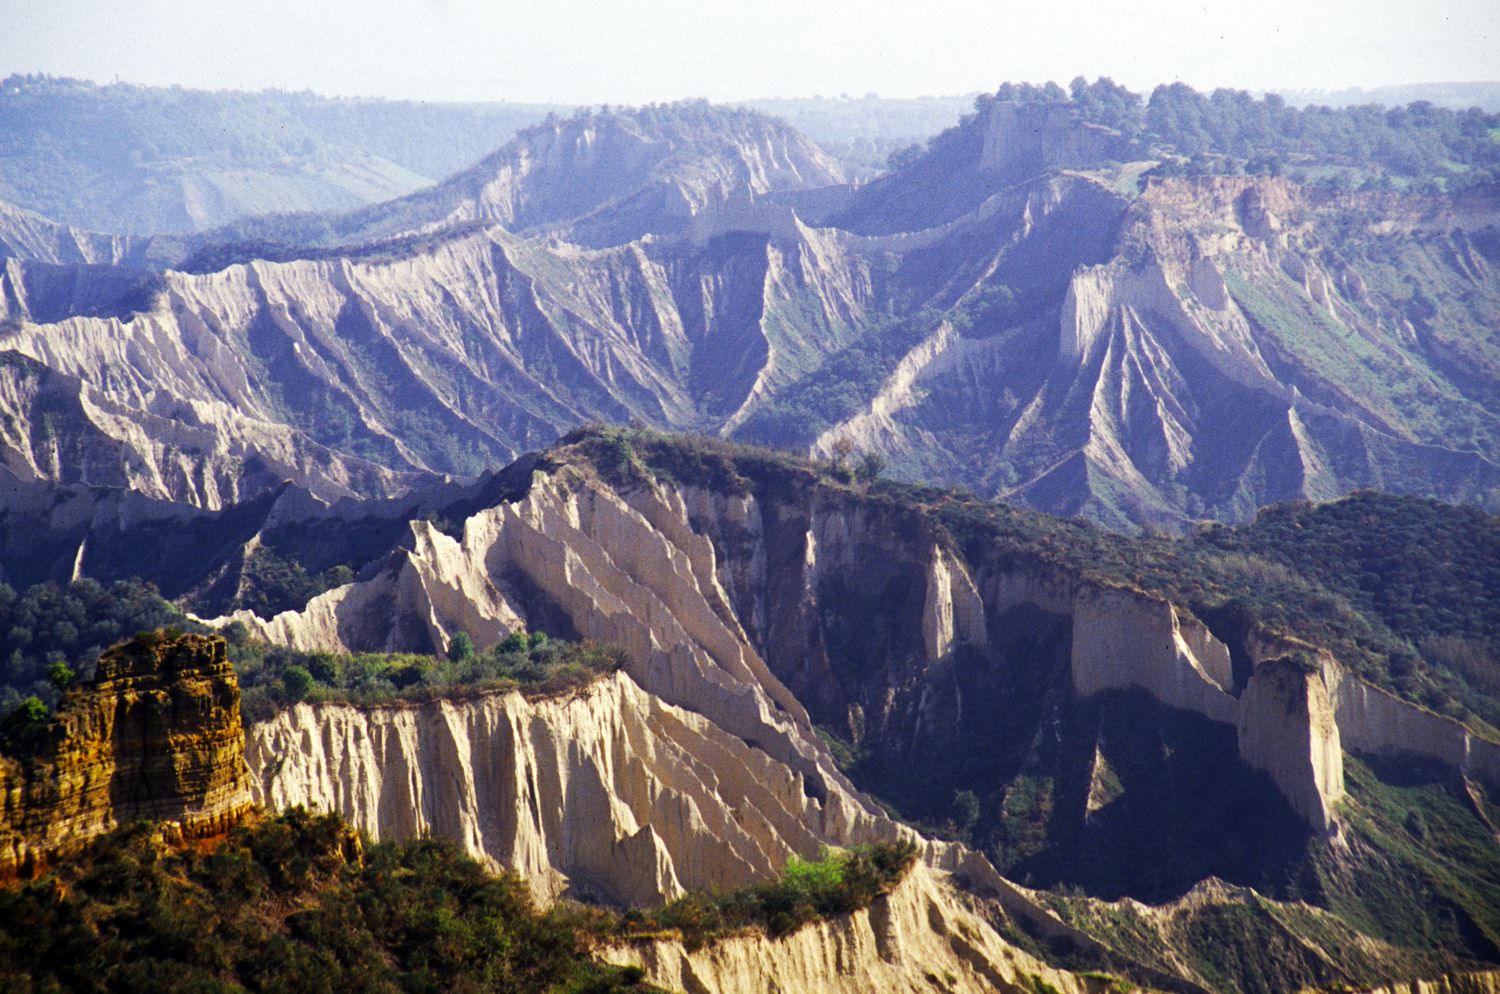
[0,810,662,994]
[46,660,74,690]
[280,665,315,703]
[447,631,475,662]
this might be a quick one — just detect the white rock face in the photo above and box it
[1071,584,1237,723]
[1330,666,1500,786]
[1352,972,1500,994]
[0,198,159,267]
[1236,658,1344,832]
[1068,583,1356,830]
[601,862,1091,994]
[228,456,1372,834]
[247,673,859,906]
[922,544,988,661]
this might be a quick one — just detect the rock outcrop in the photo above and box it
[201,104,849,252]
[219,450,1354,835]
[246,672,879,906]
[1353,972,1500,994]
[0,632,254,874]
[601,862,1098,994]
[1236,657,1344,831]
[7,131,1498,528]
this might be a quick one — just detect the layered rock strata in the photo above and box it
[0,632,254,873]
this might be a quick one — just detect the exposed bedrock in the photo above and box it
[0,633,254,874]
[216,456,1495,840]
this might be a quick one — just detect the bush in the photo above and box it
[280,665,315,703]
[46,660,74,690]
[231,632,627,723]
[447,631,475,662]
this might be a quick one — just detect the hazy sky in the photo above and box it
[3,0,1497,104]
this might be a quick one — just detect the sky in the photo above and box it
[2,0,1497,104]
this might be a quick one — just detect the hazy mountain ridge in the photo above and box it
[0,74,569,234]
[184,103,849,253]
[2,83,1498,530]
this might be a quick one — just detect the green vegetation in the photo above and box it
[236,546,355,619]
[1195,493,1500,734]
[0,809,659,994]
[603,841,918,950]
[226,627,623,725]
[1034,751,1500,992]
[568,430,1500,739]
[735,312,929,443]
[0,578,190,713]
[0,578,623,731]
[957,77,1500,190]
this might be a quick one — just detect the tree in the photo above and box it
[886,143,923,171]
[952,790,981,837]
[46,660,74,690]
[855,451,887,484]
[280,665,315,703]
[447,631,475,662]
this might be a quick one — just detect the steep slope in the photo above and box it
[600,862,1095,994]
[796,175,1500,529]
[0,213,881,506]
[0,197,171,268]
[4,429,1499,989]
[246,672,879,908]
[0,810,666,994]
[4,86,1498,529]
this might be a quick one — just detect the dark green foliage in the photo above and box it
[0,809,660,994]
[734,313,927,443]
[0,577,624,728]
[280,665,315,703]
[45,659,74,689]
[0,695,50,754]
[237,546,356,619]
[855,451,887,484]
[933,77,1500,191]
[565,428,1500,742]
[447,631,475,662]
[1196,493,1500,732]
[0,578,191,713]
[951,789,980,837]
[606,841,918,950]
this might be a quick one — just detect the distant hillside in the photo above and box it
[2,79,1498,532]
[191,101,848,253]
[739,94,973,170]
[0,75,567,234]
